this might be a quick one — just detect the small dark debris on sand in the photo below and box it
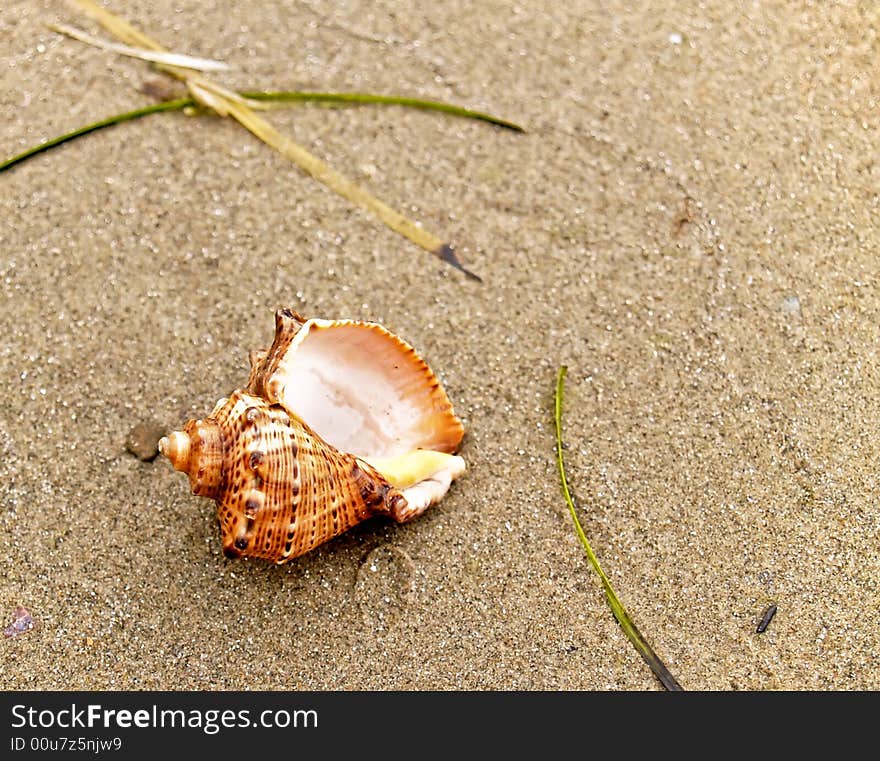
[3,606,35,638]
[125,420,167,461]
[138,77,184,101]
[756,602,778,634]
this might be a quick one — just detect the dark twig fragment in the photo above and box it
[756,603,777,634]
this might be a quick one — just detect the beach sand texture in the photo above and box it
[2,1,878,689]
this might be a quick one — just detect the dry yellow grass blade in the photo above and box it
[68,0,479,279]
[48,22,230,71]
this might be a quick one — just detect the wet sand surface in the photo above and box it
[2,1,878,690]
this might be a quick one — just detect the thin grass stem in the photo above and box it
[0,98,188,172]
[2,91,522,174]
[554,366,684,691]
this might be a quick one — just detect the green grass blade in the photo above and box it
[0,97,190,172]
[1,91,522,174]
[243,91,525,132]
[554,365,684,691]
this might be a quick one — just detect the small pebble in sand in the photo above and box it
[781,295,801,315]
[3,605,35,638]
[125,420,167,461]
[138,77,183,101]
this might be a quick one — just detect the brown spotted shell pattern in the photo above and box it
[159,309,465,563]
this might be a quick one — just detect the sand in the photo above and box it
[1,0,878,691]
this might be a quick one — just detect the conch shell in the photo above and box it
[159,308,465,562]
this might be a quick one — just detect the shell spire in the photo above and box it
[158,430,190,473]
[159,419,225,499]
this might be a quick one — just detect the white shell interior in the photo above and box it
[272,319,455,460]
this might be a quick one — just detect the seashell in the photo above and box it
[159,308,466,563]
